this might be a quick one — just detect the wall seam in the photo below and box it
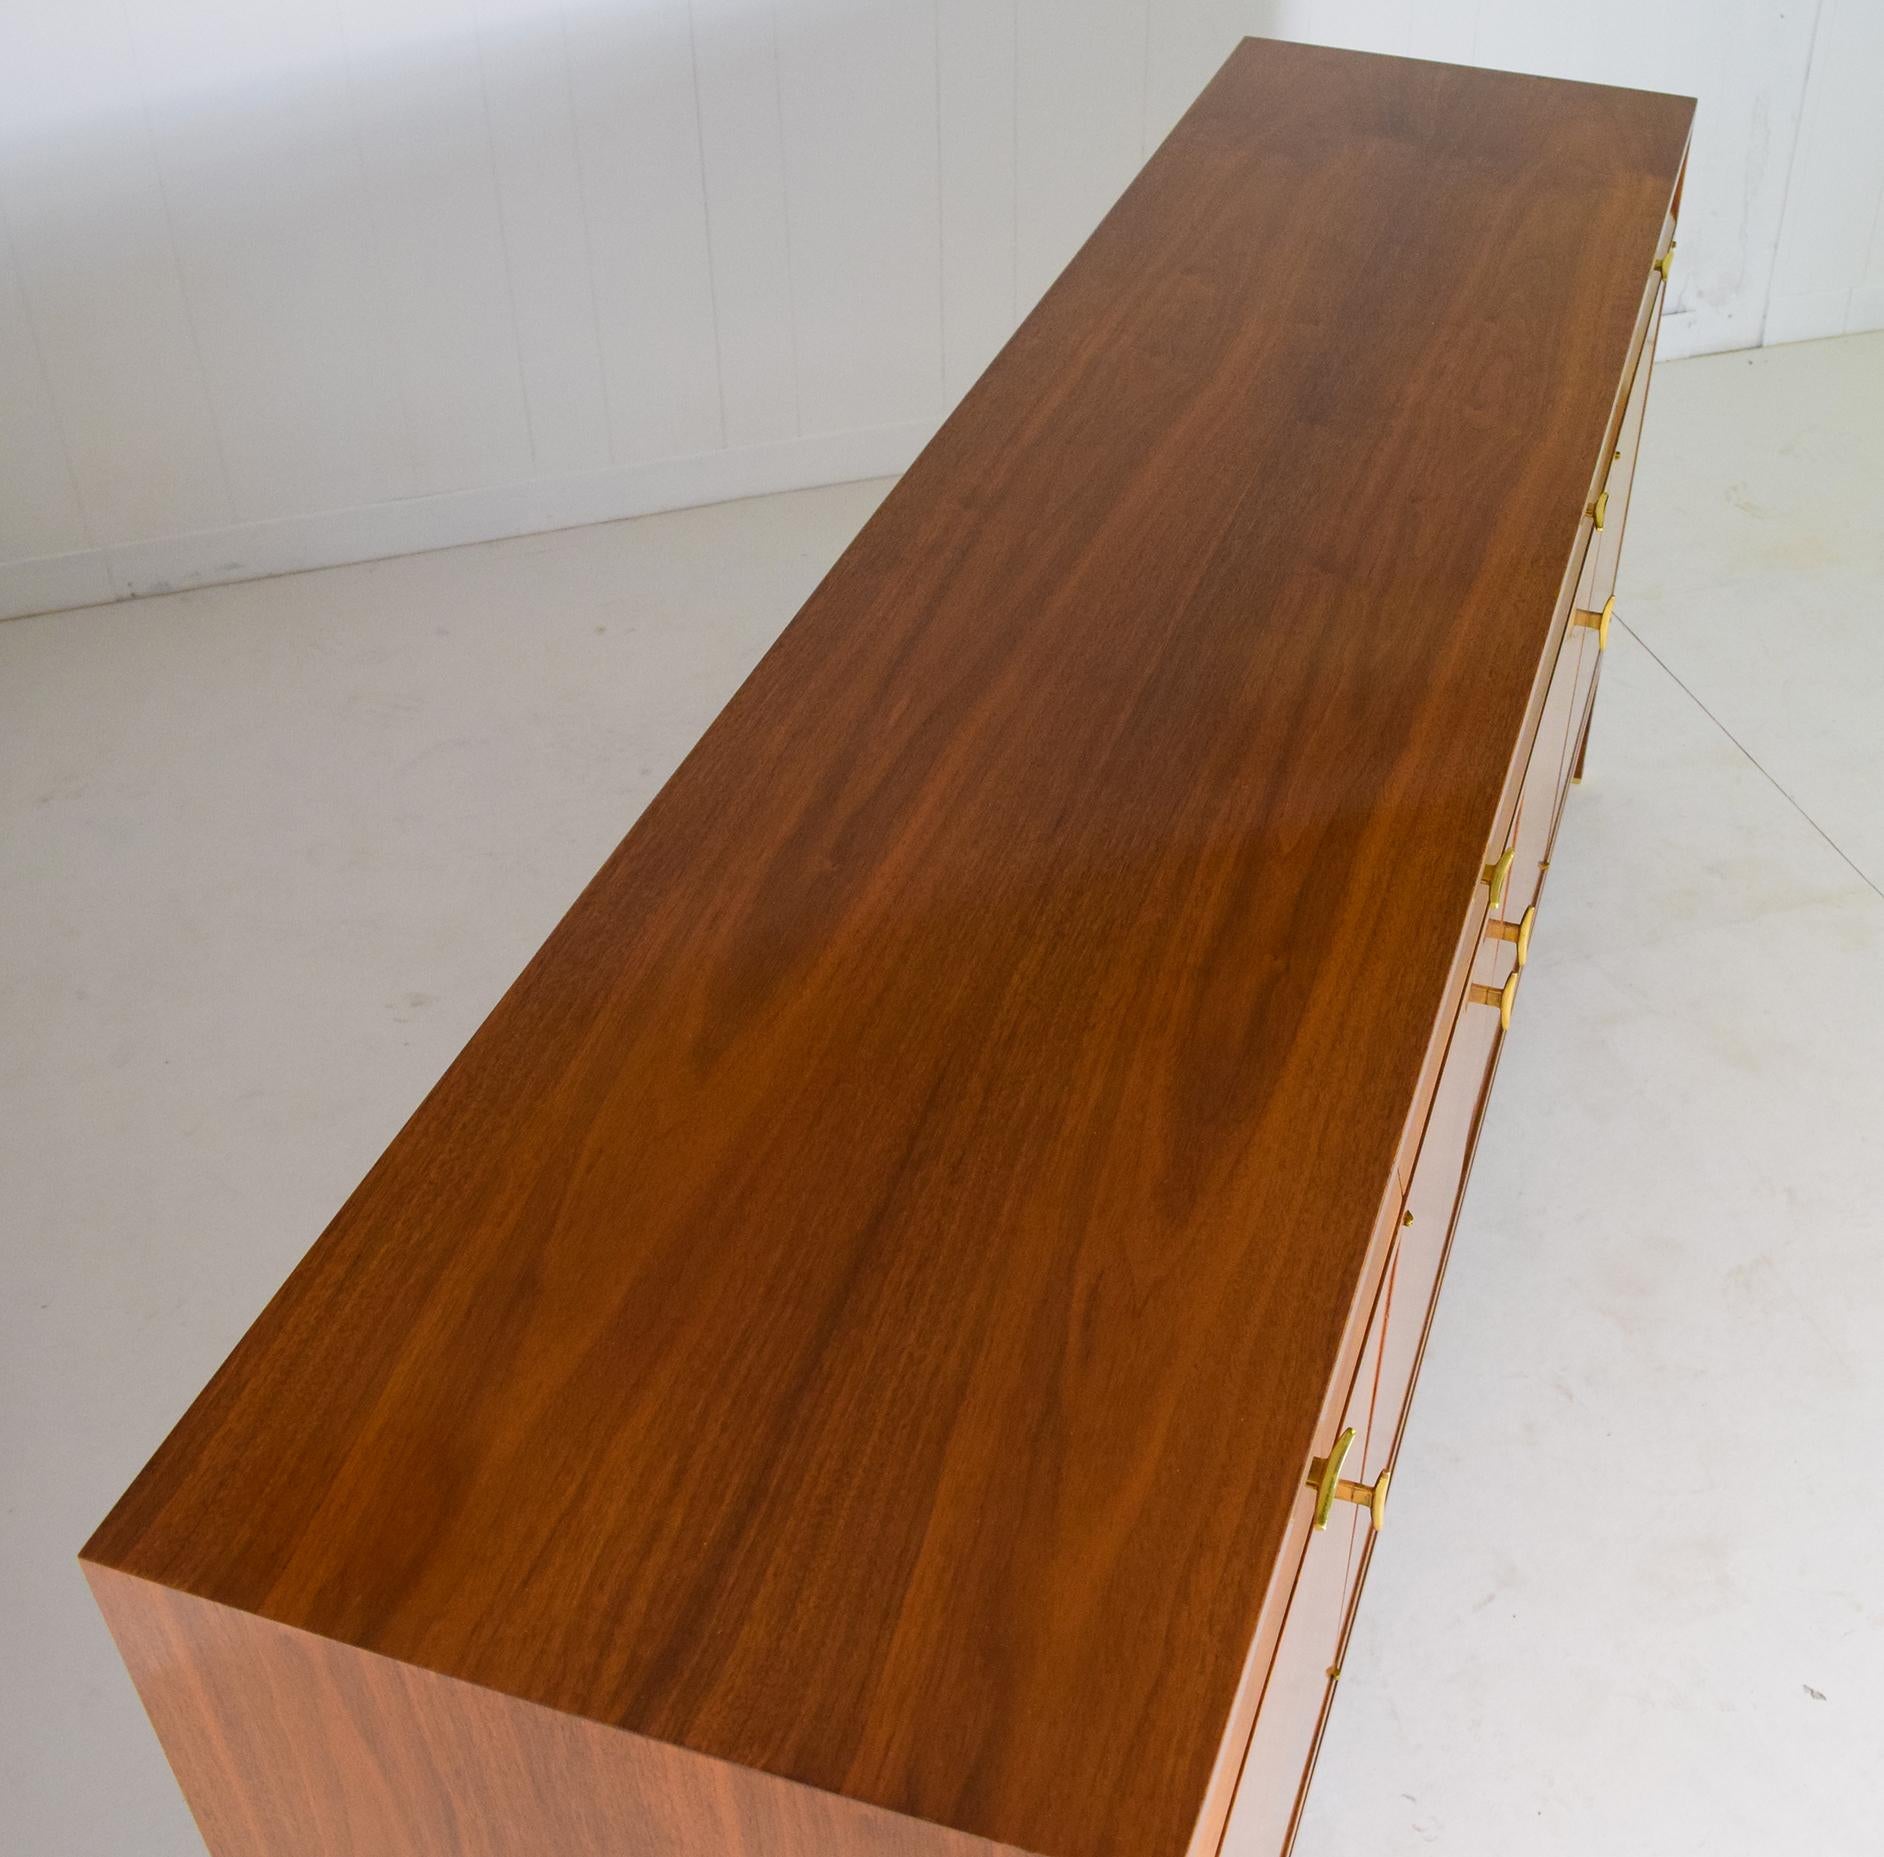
[0,181,100,556]
[1758,0,1831,345]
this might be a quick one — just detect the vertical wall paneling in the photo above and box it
[936,0,1018,404]
[1290,0,1484,64]
[1764,0,1884,344]
[474,0,613,478]
[3,0,1883,619]
[1015,0,1148,314]
[1399,0,1479,65]
[128,0,412,525]
[341,0,533,496]
[0,0,232,547]
[565,1,724,467]
[0,213,92,564]
[1144,2,1266,149]
[775,0,944,434]
[1858,211,1884,340]
[691,0,801,448]
[1292,0,1417,56]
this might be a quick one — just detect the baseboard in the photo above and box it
[0,417,935,624]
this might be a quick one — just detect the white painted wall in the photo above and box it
[1,0,1876,620]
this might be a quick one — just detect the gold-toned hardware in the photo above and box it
[1482,844,1516,912]
[1366,1467,1390,1531]
[1401,1208,1415,1227]
[1574,594,1615,652]
[1469,969,1521,1032]
[1486,902,1536,968]
[1655,240,1676,282]
[1306,1428,1391,1532]
[1589,488,1610,531]
[1308,1426,1355,1529]
[1327,1664,1343,1681]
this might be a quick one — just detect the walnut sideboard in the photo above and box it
[83,39,1693,1857]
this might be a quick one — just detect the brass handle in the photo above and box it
[1481,845,1516,912]
[1470,969,1521,1032]
[1655,240,1676,281]
[1486,902,1536,967]
[1574,594,1615,651]
[1589,488,1610,531]
[1306,1426,1390,1533]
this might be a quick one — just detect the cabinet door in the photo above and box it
[1220,1262,1389,1857]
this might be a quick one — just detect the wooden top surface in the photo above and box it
[88,41,1691,1857]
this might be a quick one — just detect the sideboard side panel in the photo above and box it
[82,1566,1024,1857]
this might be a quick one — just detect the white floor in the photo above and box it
[4,332,1881,1857]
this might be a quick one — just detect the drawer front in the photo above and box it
[1564,280,1660,791]
[1217,232,1676,1854]
[1569,643,1607,789]
[1370,981,1499,1477]
[1219,1216,1394,1857]
[1580,272,1664,610]
[1575,230,1668,624]
[1508,621,1586,923]
[1235,761,1539,1849]
[1567,256,1667,784]
[1370,597,1577,1467]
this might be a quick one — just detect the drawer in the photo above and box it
[1219,1197,1397,1857]
[1564,253,1666,791]
[1575,324,1654,614]
[1568,641,1607,788]
[1224,596,1585,1848]
[1575,251,1669,615]
[1369,973,1501,1477]
[1218,198,1683,1857]
[1542,626,1590,858]
[1504,617,1587,926]
[1463,575,1589,1036]
[1368,606,1578,1463]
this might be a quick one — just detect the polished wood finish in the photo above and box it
[85,1567,1012,1857]
[1570,242,1672,791]
[1219,1219,1389,1857]
[1223,209,1681,1857]
[84,39,1692,1857]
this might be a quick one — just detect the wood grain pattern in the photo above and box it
[85,1565,1022,1857]
[1568,235,1670,802]
[84,41,1693,1857]
[1218,1235,1388,1857]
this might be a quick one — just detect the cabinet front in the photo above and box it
[1220,1216,1395,1856]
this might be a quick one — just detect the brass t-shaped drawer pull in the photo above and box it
[1470,968,1521,1031]
[1306,1426,1390,1533]
[1486,902,1536,967]
[1482,845,1516,912]
[1574,595,1615,651]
